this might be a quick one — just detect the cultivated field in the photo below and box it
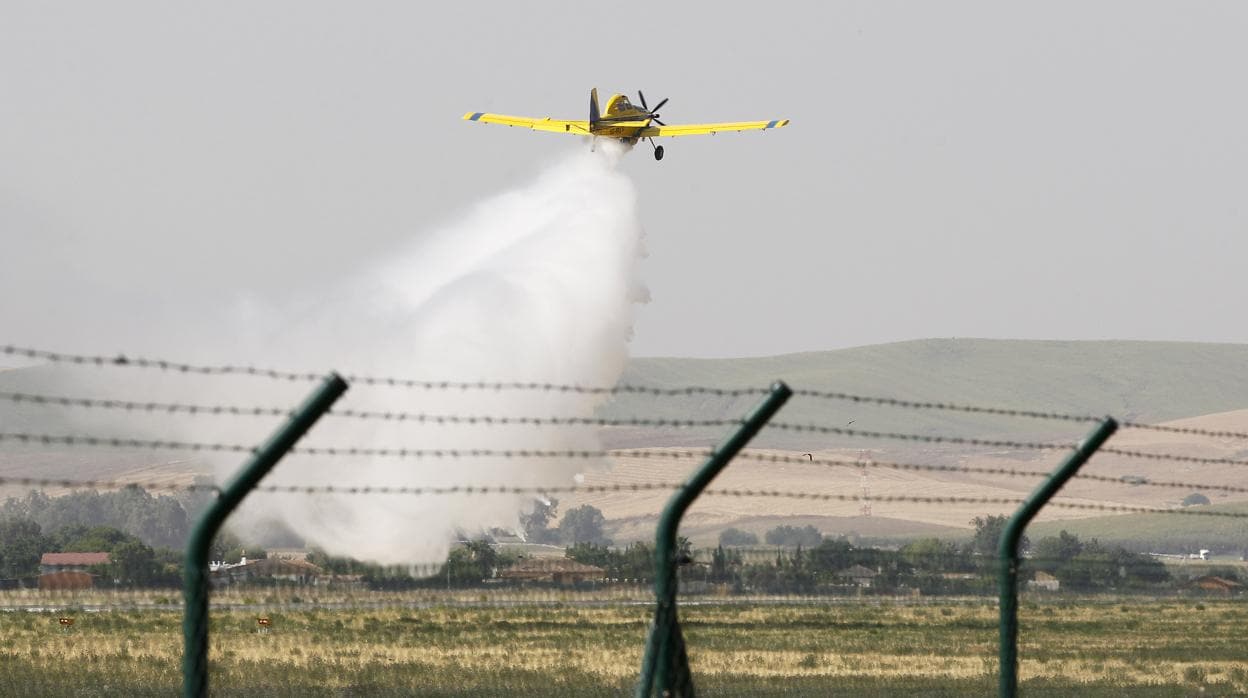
[574,405,1248,547]
[4,595,1247,696]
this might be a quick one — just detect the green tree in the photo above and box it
[764,525,822,547]
[177,476,217,523]
[710,545,729,581]
[442,548,483,586]
[718,528,759,547]
[617,542,654,580]
[0,518,52,579]
[969,515,1027,557]
[108,539,158,587]
[462,538,500,579]
[566,541,652,580]
[557,505,611,546]
[520,497,559,544]
[55,524,132,553]
[808,537,854,574]
[900,537,968,572]
[676,536,693,562]
[2,487,191,549]
[1032,531,1084,571]
[566,542,614,570]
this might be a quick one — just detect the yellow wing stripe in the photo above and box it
[640,119,790,138]
[462,112,590,135]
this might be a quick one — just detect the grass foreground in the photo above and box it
[2,596,1246,696]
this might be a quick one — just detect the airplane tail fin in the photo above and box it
[589,88,601,127]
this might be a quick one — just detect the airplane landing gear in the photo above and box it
[644,137,665,162]
[645,136,665,162]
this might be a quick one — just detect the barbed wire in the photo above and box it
[6,426,1248,484]
[8,379,1247,450]
[5,447,1246,498]
[1099,447,1248,467]
[734,453,1248,497]
[0,391,295,418]
[0,422,1074,458]
[0,391,744,428]
[1,345,324,382]
[0,432,720,461]
[0,390,1088,454]
[6,424,1248,499]
[0,432,259,454]
[0,391,1088,454]
[0,345,764,395]
[0,476,218,494]
[0,344,1117,424]
[764,423,1073,451]
[1120,421,1248,442]
[3,474,1247,520]
[790,389,1103,423]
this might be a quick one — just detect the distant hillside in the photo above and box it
[0,365,79,432]
[7,338,1248,450]
[1027,501,1248,555]
[601,339,1248,448]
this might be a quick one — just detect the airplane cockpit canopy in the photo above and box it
[605,94,637,114]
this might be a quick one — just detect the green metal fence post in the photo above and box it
[182,372,348,698]
[637,381,792,698]
[997,416,1117,697]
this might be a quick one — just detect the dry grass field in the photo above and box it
[3,596,1246,696]
[566,408,1248,546]
[4,409,1246,548]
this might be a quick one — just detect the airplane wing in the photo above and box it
[639,119,790,137]
[463,112,591,135]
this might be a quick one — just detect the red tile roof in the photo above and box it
[41,552,111,566]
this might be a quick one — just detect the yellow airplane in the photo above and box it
[463,89,789,161]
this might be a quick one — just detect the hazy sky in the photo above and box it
[3,2,1246,360]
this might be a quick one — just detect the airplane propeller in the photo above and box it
[638,90,669,125]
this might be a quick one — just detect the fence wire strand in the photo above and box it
[736,453,1248,497]
[3,474,1247,519]
[0,344,1122,424]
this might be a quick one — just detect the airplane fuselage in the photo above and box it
[589,93,652,142]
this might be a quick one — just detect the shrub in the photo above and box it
[1182,493,1211,507]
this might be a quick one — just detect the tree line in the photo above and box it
[698,516,1174,595]
[0,489,1200,594]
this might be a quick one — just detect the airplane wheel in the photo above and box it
[654,146,665,161]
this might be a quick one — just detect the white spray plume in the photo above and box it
[209,142,650,564]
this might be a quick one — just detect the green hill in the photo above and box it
[6,338,1248,450]
[1027,501,1248,554]
[601,339,1248,448]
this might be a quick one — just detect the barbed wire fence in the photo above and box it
[3,344,1248,696]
